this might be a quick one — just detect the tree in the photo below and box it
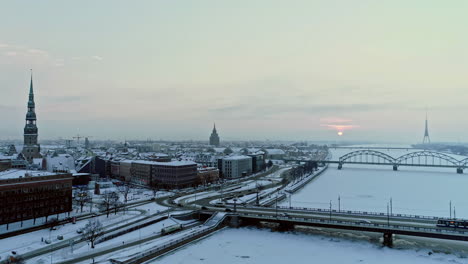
[75,187,90,213]
[5,254,25,264]
[101,191,120,217]
[267,160,273,168]
[82,219,104,249]
[47,217,59,231]
[118,183,131,204]
[151,183,159,199]
[223,147,233,155]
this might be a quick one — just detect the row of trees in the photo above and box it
[288,161,318,183]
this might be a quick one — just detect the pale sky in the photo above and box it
[1,1,467,142]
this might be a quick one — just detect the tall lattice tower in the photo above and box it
[422,113,430,144]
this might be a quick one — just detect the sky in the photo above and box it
[1,0,467,142]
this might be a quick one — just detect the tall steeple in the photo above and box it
[209,123,220,147]
[422,112,430,144]
[22,70,42,163]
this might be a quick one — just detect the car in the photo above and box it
[225,208,233,212]
[356,219,372,224]
[279,213,289,217]
[201,206,208,210]
[76,229,83,234]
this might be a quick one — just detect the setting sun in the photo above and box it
[337,131,343,136]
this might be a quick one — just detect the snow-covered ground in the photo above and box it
[152,228,467,264]
[0,209,145,261]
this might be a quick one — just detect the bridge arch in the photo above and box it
[339,150,396,164]
[458,158,468,167]
[395,151,460,166]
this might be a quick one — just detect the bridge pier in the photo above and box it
[457,168,463,174]
[338,163,342,170]
[392,165,398,171]
[276,222,295,232]
[228,215,241,228]
[382,232,393,247]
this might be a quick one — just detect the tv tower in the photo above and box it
[422,113,430,144]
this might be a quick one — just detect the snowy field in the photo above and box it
[152,228,466,264]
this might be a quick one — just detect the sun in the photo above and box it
[337,131,343,136]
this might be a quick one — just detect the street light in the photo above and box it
[387,203,390,226]
[329,200,332,221]
[233,198,237,213]
[275,188,280,218]
[338,195,341,212]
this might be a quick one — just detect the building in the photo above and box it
[264,149,286,160]
[131,161,152,186]
[248,153,265,173]
[151,160,198,189]
[197,167,220,185]
[209,123,220,147]
[128,160,198,189]
[222,155,253,179]
[22,73,42,163]
[0,169,73,225]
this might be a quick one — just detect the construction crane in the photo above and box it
[73,135,84,144]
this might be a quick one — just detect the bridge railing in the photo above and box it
[239,213,468,236]
[244,204,448,221]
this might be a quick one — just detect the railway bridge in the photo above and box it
[306,150,468,174]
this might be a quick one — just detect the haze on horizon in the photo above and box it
[1,1,467,143]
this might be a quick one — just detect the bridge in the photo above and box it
[306,149,468,173]
[199,205,468,247]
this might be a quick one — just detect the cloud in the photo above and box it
[27,48,49,56]
[92,55,103,61]
[4,51,17,56]
[0,43,9,48]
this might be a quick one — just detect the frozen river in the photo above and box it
[153,228,466,264]
[283,164,468,218]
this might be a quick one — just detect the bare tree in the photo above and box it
[5,254,25,264]
[47,217,59,231]
[82,219,104,249]
[151,184,159,199]
[118,183,131,204]
[75,187,90,213]
[101,191,120,217]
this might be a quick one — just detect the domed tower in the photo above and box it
[209,123,220,147]
[22,71,42,163]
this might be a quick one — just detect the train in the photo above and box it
[161,224,183,235]
[437,219,468,229]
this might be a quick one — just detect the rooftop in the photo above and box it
[0,169,57,180]
[131,160,197,166]
[224,155,252,161]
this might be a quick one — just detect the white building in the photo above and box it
[222,155,252,179]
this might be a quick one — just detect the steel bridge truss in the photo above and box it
[337,150,467,173]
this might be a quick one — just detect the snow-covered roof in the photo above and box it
[131,160,197,166]
[224,155,252,161]
[45,154,76,172]
[265,149,286,155]
[0,169,57,180]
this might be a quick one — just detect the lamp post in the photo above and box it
[329,200,332,221]
[233,198,237,213]
[338,195,341,212]
[387,203,390,226]
[275,188,280,218]
[390,197,393,216]
[450,200,452,219]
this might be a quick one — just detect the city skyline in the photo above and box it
[1,1,468,142]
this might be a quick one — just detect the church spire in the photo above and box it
[209,123,220,147]
[22,70,42,163]
[29,69,35,104]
